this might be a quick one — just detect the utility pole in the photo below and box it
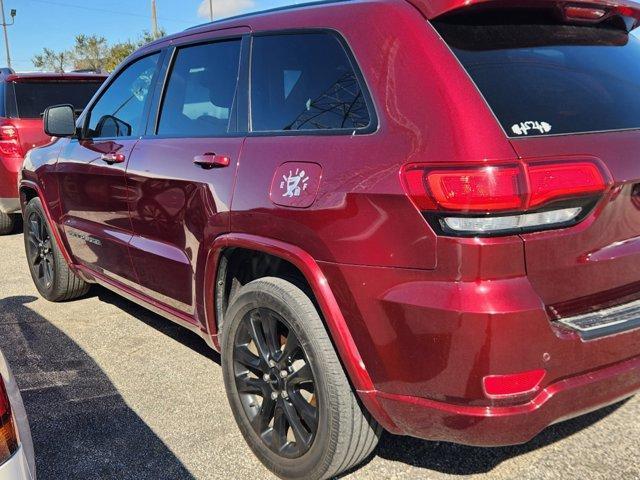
[0,0,16,69]
[151,0,159,39]
[209,0,214,21]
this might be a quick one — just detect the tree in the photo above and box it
[71,35,109,72]
[104,41,137,72]
[32,28,168,73]
[139,29,166,46]
[32,48,69,73]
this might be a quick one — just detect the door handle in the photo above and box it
[101,152,126,165]
[193,153,231,169]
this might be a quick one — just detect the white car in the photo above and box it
[0,349,35,479]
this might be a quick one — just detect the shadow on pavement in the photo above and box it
[371,398,627,475]
[0,295,196,480]
[10,283,627,479]
[94,287,220,365]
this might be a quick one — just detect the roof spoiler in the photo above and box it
[411,0,640,31]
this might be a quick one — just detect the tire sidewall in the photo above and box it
[23,198,63,300]
[221,280,335,480]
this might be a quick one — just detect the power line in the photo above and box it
[24,0,193,25]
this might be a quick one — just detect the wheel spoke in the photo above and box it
[260,308,282,359]
[38,216,47,242]
[236,374,267,395]
[43,260,53,286]
[248,313,271,363]
[288,389,318,429]
[235,344,267,374]
[251,395,276,434]
[27,244,39,265]
[37,261,45,281]
[282,398,313,449]
[29,220,41,242]
[282,331,301,361]
[288,363,313,386]
[272,405,288,452]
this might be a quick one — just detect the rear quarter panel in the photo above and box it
[231,0,517,269]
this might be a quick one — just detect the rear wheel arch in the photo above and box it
[204,234,376,393]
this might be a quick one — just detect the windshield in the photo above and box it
[434,13,640,137]
[11,81,103,119]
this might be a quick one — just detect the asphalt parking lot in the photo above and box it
[0,229,639,480]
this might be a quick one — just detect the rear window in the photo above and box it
[434,13,640,137]
[10,81,103,119]
[250,32,372,133]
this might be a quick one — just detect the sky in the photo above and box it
[2,0,302,72]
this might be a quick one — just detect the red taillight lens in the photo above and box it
[528,161,606,208]
[402,160,608,214]
[564,6,607,21]
[0,123,23,157]
[0,377,18,464]
[483,369,546,399]
[425,165,524,211]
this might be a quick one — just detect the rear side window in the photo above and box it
[86,53,160,139]
[250,32,372,133]
[10,81,102,119]
[434,13,640,137]
[158,39,242,137]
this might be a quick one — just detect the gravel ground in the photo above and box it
[0,229,639,480]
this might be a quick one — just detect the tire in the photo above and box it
[23,197,89,302]
[0,211,15,235]
[221,277,381,480]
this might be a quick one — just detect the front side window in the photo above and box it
[250,32,372,132]
[158,40,242,136]
[86,54,159,139]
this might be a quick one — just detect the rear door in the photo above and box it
[57,53,162,284]
[434,12,640,316]
[125,32,247,318]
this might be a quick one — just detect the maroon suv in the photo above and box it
[18,0,640,478]
[0,70,105,234]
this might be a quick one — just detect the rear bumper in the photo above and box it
[0,448,34,480]
[0,155,21,211]
[362,353,640,446]
[319,260,640,446]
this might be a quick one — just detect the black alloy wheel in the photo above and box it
[26,211,55,290]
[233,307,318,458]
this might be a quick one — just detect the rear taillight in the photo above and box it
[401,159,609,236]
[0,376,18,464]
[0,122,23,158]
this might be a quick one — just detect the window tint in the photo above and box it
[158,40,241,136]
[12,81,102,119]
[435,13,640,137]
[251,33,371,132]
[86,54,159,139]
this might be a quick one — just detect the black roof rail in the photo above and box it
[185,0,350,31]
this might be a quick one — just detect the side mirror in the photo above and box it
[43,104,77,137]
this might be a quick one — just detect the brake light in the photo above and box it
[0,122,23,158]
[564,5,608,21]
[401,160,609,235]
[0,376,18,464]
[528,162,605,208]
[483,369,546,399]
